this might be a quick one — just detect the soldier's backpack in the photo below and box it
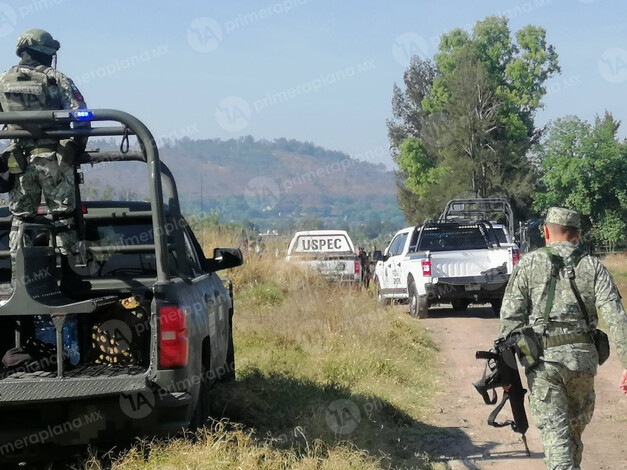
[543,247,611,365]
[0,65,62,112]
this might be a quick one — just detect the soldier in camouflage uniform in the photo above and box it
[499,207,627,470]
[0,29,88,268]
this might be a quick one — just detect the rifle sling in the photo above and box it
[487,391,515,429]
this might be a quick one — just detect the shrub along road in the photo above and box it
[419,306,627,470]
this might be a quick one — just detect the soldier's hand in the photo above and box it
[621,369,627,394]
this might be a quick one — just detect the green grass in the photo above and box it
[81,233,445,469]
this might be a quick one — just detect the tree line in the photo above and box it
[388,16,626,250]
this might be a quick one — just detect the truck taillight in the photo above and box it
[354,260,361,274]
[159,306,188,368]
[512,248,520,267]
[421,259,431,276]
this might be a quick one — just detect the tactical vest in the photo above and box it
[0,65,62,112]
[542,246,610,364]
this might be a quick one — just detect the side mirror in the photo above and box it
[204,247,244,272]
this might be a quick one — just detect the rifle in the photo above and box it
[474,336,531,456]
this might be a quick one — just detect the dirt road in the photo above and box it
[417,305,627,470]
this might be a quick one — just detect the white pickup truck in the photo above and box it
[374,221,520,317]
[286,230,361,284]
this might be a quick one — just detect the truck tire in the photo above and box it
[451,299,470,311]
[189,364,210,431]
[490,300,502,317]
[377,281,390,306]
[409,282,428,318]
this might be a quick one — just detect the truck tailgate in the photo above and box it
[308,259,354,275]
[429,249,510,278]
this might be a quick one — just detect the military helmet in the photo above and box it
[15,29,60,57]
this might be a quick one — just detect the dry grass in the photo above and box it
[81,421,383,470]
[602,253,627,308]
[602,252,627,276]
[79,228,443,469]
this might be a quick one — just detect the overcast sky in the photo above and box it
[0,0,624,168]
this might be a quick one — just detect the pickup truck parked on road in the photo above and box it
[439,197,520,251]
[286,230,361,284]
[0,110,243,461]
[374,221,518,318]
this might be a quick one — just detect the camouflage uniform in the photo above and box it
[499,207,627,470]
[0,30,88,257]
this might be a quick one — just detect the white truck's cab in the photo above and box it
[286,230,361,284]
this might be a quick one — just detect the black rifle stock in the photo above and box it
[474,336,531,456]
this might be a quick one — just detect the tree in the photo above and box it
[81,184,115,201]
[534,113,627,250]
[388,16,559,224]
[387,56,438,222]
[298,216,323,231]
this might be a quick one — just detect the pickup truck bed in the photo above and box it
[0,110,243,460]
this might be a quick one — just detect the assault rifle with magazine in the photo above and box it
[474,335,531,456]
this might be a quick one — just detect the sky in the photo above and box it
[0,0,624,169]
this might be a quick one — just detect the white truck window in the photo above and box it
[389,233,408,256]
[418,227,488,251]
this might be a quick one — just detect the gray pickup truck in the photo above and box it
[0,110,242,461]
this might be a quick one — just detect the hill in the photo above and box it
[81,136,405,233]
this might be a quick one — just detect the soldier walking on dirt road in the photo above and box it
[498,207,627,470]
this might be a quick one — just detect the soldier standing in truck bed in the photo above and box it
[0,29,89,284]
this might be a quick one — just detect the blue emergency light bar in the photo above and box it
[52,110,93,121]
[73,110,93,120]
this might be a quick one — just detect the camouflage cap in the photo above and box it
[545,207,581,229]
[15,29,60,57]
